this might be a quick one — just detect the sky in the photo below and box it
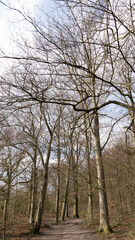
[0,0,53,52]
[0,0,54,70]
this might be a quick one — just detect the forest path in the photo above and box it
[36,218,101,240]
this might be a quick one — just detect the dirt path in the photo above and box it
[35,218,101,240]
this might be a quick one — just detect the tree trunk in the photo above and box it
[92,112,112,233]
[61,158,70,221]
[28,176,32,219]
[87,185,93,222]
[31,136,53,234]
[71,136,79,219]
[129,114,135,148]
[84,118,93,222]
[55,169,60,223]
[3,184,11,240]
[66,202,69,217]
[72,158,79,218]
[73,190,79,218]
[29,150,37,224]
[55,124,61,224]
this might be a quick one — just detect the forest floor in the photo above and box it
[32,218,101,240]
[1,216,135,240]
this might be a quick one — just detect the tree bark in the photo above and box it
[66,202,69,217]
[55,122,61,224]
[92,112,112,233]
[61,157,71,221]
[72,154,79,218]
[29,150,37,224]
[3,183,11,240]
[84,120,93,222]
[31,135,53,234]
[73,189,79,218]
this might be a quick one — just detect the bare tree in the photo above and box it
[55,115,61,223]
[84,115,93,222]
[31,103,62,234]
[0,0,135,234]
[0,128,24,239]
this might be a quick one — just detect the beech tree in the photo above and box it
[11,108,42,224]
[54,118,61,224]
[31,103,62,234]
[84,115,93,222]
[54,106,65,223]
[72,130,80,219]
[0,0,135,235]
[60,117,78,221]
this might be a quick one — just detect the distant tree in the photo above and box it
[0,128,24,239]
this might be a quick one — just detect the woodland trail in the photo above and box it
[35,218,102,240]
